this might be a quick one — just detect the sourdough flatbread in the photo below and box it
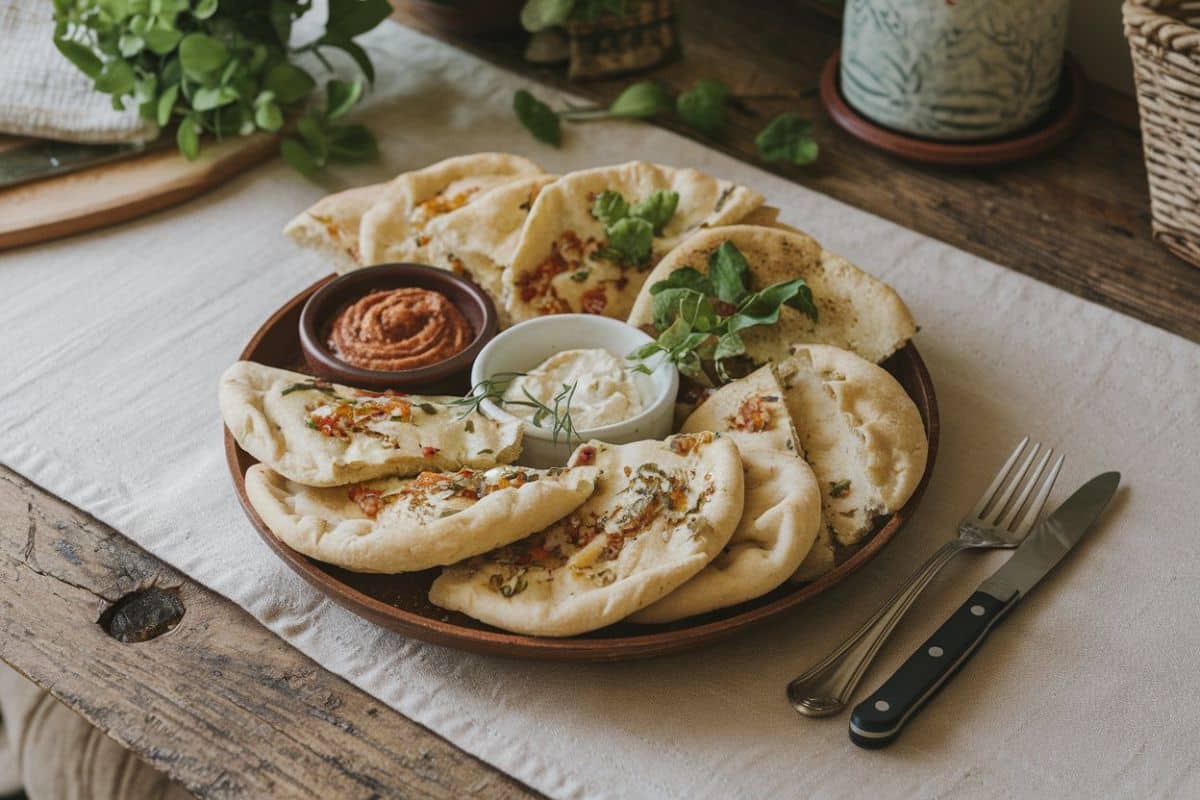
[283,182,387,273]
[219,362,522,487]
[627,224,917,364]
[632,366,821,622]
[778,344,928,581]
[503,161,763,323]
[244,463,597,573]
[428,432,745,636]
[358,153,545,266]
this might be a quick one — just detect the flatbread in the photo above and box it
[282,182,387,273]
[626,224,917,364]
[631,366,822,622]
[244,463,597,573]
[358,153,545,266]
[219,361,523,487]
[428,432,745,637]
[778,344,928,581]
[503,161,763,323]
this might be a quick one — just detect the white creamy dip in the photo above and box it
[503,348,646,430]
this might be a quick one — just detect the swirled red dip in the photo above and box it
[328,287,472,371]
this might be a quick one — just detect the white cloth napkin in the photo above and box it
[0,0,156,142]
[2,21,1199,800]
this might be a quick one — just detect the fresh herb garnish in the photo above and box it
[756,112,819,166]
[513,81,670,147]
[629,240,818,386]
[588,188,679,267]
[449,373,581,448]
[676,78,730,135]
[281,380,336,397]
[829,479,851,498]
[417,402,438,415]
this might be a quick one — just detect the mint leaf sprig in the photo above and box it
[590,188,679,268]
[628,241,818,386]
[513,82,670,147]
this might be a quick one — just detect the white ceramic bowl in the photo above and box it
[470,315,679,468]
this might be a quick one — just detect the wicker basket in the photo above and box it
[1124,0,1200,267]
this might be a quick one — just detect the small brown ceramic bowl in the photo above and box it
[298,263,497,394]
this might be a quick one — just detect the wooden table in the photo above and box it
[1,4,1197,797]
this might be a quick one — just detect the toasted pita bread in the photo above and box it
[245,463,597,573]
[283,183,387,273]
[503,161,763,323]
[358,153,544,266]
[632,366,821,622]
[778,345,928,581]
[219,362,522,487]
[429,432,745,637]
[627,225,917,364]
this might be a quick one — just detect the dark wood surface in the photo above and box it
[2,3,1198,798]
[394,0,1200,343]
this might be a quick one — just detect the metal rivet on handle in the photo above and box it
[874,700,890,712]
[970,605,986,616]
[928,646,944,658]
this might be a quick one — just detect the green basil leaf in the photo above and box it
[591,189,628,227]
[178,33,228,80]
[325,78,363,120]
[676,78,729,135]
[156,83,179,126]
[713,331,745,361]
[281,137,320,179]
[651,287,701,331]
[143,27,182,55]
[327,124,379,162]
[674,331,711,357]
[513,89,561,147]
[176,114,201,160]
[628,341,662,360]
[255,101,284,131]
[678,291,718,332]
[326,0,393,39]
[727,278,808,332]
[264,62,315,105]
[630,189,678,233]
[94,60,136,95]
[755,112,819,166]
[657,315,692,352]
[603,216,654,266]
[192,0,219,20]
[784,280,819,322]
[520,0,574,32]
[608,81,669,119]
[118,33,144,57]
[54,38,102,79]
[649,267,714,297]
[192,85,239,111]
[708,240,751,305]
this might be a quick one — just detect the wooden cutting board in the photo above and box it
[0,132,278,252]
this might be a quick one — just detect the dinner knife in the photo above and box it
[848,471,1120,749]
[0,136,169,189]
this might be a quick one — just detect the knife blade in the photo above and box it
[0,136,169,189]
[848,471,1120,748]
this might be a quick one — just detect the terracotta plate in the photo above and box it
[225,275,940,661]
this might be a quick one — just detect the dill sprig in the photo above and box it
[448,373,581,448]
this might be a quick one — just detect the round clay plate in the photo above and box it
[225,275,940,661]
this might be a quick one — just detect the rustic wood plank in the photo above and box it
[393,1,1200,342]
[0,466,542,800]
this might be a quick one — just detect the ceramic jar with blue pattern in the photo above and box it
[840,0,1070,140]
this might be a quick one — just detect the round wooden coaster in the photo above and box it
[820,50,1087,167]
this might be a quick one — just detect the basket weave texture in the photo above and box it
[1124,0,1200,266]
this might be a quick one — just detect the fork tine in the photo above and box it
[970,436,1029,518]
[998,447,1052,529]
[1014,453,1065,536]
[983,442,1041,525]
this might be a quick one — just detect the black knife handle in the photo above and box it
[849,590,1017,749]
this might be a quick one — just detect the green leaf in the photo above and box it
[326,0,392,38]
[728,278,809,332]
[318,33,375,84]
[601,216,653,266]
[133,74,158,104]
[178,33,228,80]
[176,114,201,160]
[784,281,819,322]
[156,83,179,126]
[676,350,707,382]
[521,0,574,32]
[713,331,745,361]
[608,81,669,119]
[708,240,751,304]
[591,190,628,227]
[630,189,678,233]
[628,341,662,360]
[676,78,729,135]
[143,27,182,55]
[192,85,239,111]
[54,38,102,78]
[513,89,561,147]
[657,315,692,352]
[264,62,315,105]
[297,114,328,164]
[94,60,136,95]
[651,287,701,331]
[325,78,363,120]
[327,124,379,162]
[192,0,218,20]
[678,291,718,332]
[649,267,714,297]
[118,33,144,57]
[254,101,284,131]
[281,137,320,179]
[269,0,293,44]
[755,112,819,166]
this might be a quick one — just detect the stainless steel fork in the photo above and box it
[787,437,1065,717]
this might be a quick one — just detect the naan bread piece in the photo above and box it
[632,366,821,622]
[359,153,545,266]
[421,174,558,306]
[429,432,745,637]
[219,362,522,487]
[778,345,928,581]
[627,225,917,364]
[283,183,387,273]
[503,161,763,323]
[244,463,597,573]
